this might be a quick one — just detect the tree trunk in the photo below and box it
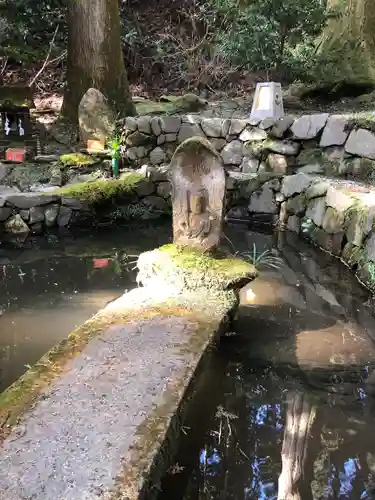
[317,0,375,87]
[61,0,136,125]
[277,391,315,500]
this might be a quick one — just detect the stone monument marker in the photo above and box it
[169,136,226,252]
[250,82,284,121]
[78,88,116,146]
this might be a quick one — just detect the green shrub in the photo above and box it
[201,0,327,81]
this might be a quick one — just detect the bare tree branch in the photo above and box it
[28,25,60,87]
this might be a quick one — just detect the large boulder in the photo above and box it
[78,88,116,144]
[322,207,345,234]
[264,139,300,156]
[270,116,294,139]
[177,123,204,143]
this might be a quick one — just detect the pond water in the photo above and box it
[158,226,375,500]
[4,221,375,498]
[0,222,171,392]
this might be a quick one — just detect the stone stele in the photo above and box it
[78,88,116,145]
[169,136,226,252]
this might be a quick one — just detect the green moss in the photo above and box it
[342,242,366,268]
[297,148,324,165]
[59,153,100,168]
[243,140,266,158]
[344,201,369,230]
[347,116,375,134]
[354,91,375,106]
[169,94,207,114]
[55,173,144,204]
[158,244,257,286]
[159,95,180,103]
[357,261,375,292]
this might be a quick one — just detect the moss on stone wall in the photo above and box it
[59,153,100,168]
[55,172,144,204]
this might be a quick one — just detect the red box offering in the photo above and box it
[5,148,27,163]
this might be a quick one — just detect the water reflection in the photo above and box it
[0,222,171,392]
[170,363,375,500]
[158,225,375,500]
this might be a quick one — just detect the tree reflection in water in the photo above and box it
[176,364,375,500]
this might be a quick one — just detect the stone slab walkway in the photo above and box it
[0,308,216,500]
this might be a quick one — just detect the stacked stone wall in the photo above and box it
[230,171,375,291]
[0,171,172,236]
[121,113,375,180]
[3,112,375,293]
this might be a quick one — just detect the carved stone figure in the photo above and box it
[169,136,226,252]
[78,88,116,145]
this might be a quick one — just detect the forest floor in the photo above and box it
[32,90,375,123]
[6,62,373,120]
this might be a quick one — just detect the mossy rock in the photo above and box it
[159,95,180,103]
[243,141,266,158]
[55,172,144,204]
[356,261,375,292]
[137,244,257,292]
[343,156,375,182]
[354,91,375,106]
[5,164,51,187]
[59,153,100,168]
[297,148,324,166]
[125,131,156,148]
[135,100,169,116]
[135,93,207,117]
[346,113,375,134]
[285,83,317,99]
[342,242,366,268]
[172,135,221,160]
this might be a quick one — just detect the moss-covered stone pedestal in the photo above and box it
[137,244,256,314]
[0,244,255,500]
